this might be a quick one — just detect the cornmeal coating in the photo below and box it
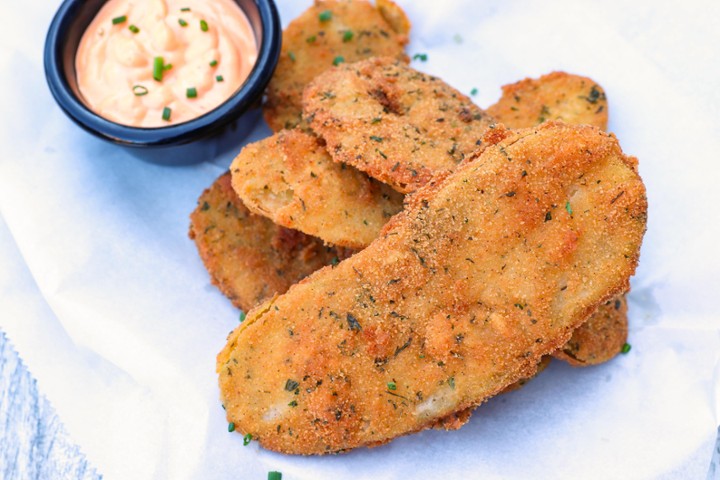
[217,122,647,454]
[487,71,608,130]
[554,295,628,366]
[230,129,404,249]
[264,0,410,132]
[304,57,495,193]
[189,173,352,312]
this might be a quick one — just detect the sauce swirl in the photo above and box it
[76,0,257,127]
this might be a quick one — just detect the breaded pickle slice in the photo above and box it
[264,0,410,132]
[189,173,352,311]
[487,71,608,130]
[304,57,495,193]
[230,130,404,249]
[217,123,647,454]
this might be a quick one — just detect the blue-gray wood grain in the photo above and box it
[0,330,101,480]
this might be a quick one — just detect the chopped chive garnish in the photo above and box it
[621,343,632,354]
[180,7,191,11]
[342,30,354,42]
[200,19,209,32]
[178,18,188,27]
[243,433,253,445]
[371,117,382,124]
[186,87,197,98]
[216,75,224,82]
[413,53,428,62]
[448,376,456,389]
[387,381,397,390]
[370,135,383,142]
[268,472,282,480]
[239,311,246,322]
[162,106,171,121]
[288,51,296,62]
[565,201,573,215]
[332,55,345,66]
[112,15,127,25]
[470,87,478,96]
[128,24,139,34]
[209,59,218,67]
[132,85,148,96]
[228,422,235,432]
[330,256,339,266]
[164,63,173,71]
[285,379,299,391]
[153,57,164,81]
[288,400,298,407]
[306,35,317,43]
[318,10,332,22]
[453,33,463,44]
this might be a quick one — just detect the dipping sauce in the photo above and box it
[76,0,258,128]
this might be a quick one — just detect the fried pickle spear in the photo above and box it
[487,71,608,130]
[189,173,353,312]
[304,57,495,193]
[217,122,647,454]
[264,0,410,132]
[554,295,628,366]
[230,129,404,249]
[486,73,623,366]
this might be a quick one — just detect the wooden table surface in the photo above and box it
[0,330,101,480]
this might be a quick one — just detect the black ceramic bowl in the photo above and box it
[44,0,280,164]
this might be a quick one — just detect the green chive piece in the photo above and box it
[200,19,209,32]
[342,30,354,42]
[112,15,127,25]
[216,75,224,82]
[153,56,164,82]
[621,343,632,354]
[413,53,428,62]
[178,18,188,27]
[318,10,332,22]
[162,107,171,121]
[186,87,197,98]
[306,35,317,43]
[470,87,478,96]
[132,85,148,96]
[288,51,296,62]
[268,472,282,480]
[565,201,573,215]
[228,422,235,432]
[448,376,456,389]
[128,24,139,34]
[180,7,191,11]
[164,63,173,71]
[332,55,345,66]
[387,381,397,391]
[285,379,299,391]
[209,59,218,67]
[453,33,463,44]
[239,311,246,323]
[370,135,383,142]
[243,433,253,446]
[288,400,298,407]
[330,256,339,266]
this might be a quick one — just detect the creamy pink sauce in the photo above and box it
[76,0,257,127]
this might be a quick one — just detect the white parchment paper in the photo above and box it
[1,0,719,478]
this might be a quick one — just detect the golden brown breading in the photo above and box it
[230,129,404,249]
[303,57,495,193]
[263,0,410,132]
[487,71,608,130]
[553,295,628,366]
[217,122,647,454]
[189,173,353,312]
[487,74,623,367]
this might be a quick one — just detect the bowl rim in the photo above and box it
[44,0,281,147]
